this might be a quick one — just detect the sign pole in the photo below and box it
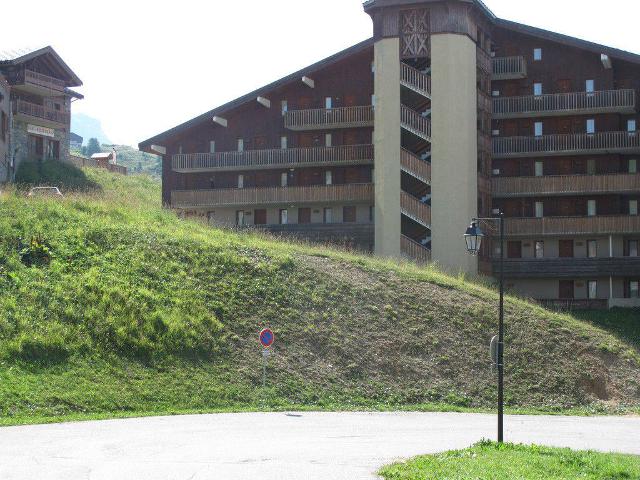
[259,328,275,392]
[262,348,268,389]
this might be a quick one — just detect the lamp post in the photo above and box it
[464,213,505,443]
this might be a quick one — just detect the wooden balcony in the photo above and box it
[493,131,640,158]
[401,105,431,142]
[400,63,431,99]
[401,191,431,227]
[493,89,637,119]
[8,68,66,93]
[492,173,640,198]
[401,235,431,264]
[13,99,69,126]
[172,144,374,173]
[503,215,640,237]
[497,257,640,278]
[492,56,527,80]
[284,106,374,131]
[171,183,374,208]
[400,148,431,184]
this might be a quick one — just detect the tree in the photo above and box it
[86,138,101,157]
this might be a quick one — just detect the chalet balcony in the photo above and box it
[401,105,431,142]
[493,89,637,119]
[171,183,374,208]
[401,235,431,264]
[13,99,69,126]
[503,215,640,237]
[400,63,431,98]
[172,144,374,173]
[496,257,640,278]
[493,131,640,158]
[492,173,640,198]
[284,106,374,131]
[401,191,431,228]
[400,148,431,184]
[492,56,527,80]
[8,68,66,94]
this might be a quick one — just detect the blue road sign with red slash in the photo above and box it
[260,328,274,348]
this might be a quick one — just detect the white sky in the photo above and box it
[3,0,639,147]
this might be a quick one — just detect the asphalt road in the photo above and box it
[1,412,638,480]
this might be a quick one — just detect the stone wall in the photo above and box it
[0,77,10,183]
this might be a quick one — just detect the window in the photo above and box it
[535,161,544,177]
[281,100,288,115]
[325,170,333,185]
[28,135,44,158]
[325,97,332,109]
[534,122,543,137]
[588,280,598,300]
[628,119,637,133]
[281,172,288,187]
[630,200,639,216]
[279,209,288,225]
[507,241,522,259]
[0,111,7,143]
[371,61,375,73]
[369,205,374,222]
[280,136,287,149]
[586,119,595,134]
[629,280,639,299]
[237,174,244,189]
[630,159,638,174]
[235,210,245,226]
[535,241,544,259]
[559,280,575,300]
[325,133,332,147]
[343,206,357,223]
[535,201,544,218]
[46,139,60,160]
[588,199,597,216]
[587,158,596,175]
[371,94,376,107]
[628,240,639,257]
[178,144,183,154]
[209,141,216,153]
[533,83,543,96]
[323,207,333,224]
[533,48,542,61]
[587,240,597,258]
[585,80,595,93]
[237,138,244,152]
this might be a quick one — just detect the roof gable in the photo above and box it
[0,46,82,87]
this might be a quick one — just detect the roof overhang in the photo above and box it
[1,46,83,87]
[363,0,496,20]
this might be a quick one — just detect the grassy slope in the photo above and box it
[0,167,639,425]
[379,441,640,480]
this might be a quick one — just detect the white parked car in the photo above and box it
[27,187,63,198]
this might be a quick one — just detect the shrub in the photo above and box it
[19,236,52,267]
[15,160,100,191]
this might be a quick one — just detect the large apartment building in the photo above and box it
[0,46,83,182]
[139,0,640,309]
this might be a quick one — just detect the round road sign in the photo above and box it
[260,328,275,348]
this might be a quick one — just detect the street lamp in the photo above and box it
[464,213,505,443]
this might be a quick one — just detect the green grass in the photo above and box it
[379,441,640,480]
[0,164,639,425]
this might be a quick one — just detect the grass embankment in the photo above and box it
[379,441,640,480]
[0,164,639,425]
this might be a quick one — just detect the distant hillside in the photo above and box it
[103,144,161,178]
[71,113,111,145]
[0,167,638,425]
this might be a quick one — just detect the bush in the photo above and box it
[9,333,70,364]
[15,160,100,191]
[19,235,52,267]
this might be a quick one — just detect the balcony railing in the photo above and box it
[400,191,431,227]
[401,235,431,264]
[400,63,431,98]
[492,56,527,80]
[284,106,374,131]
[13,99,69,124]
[497,257,640,278]
[401,105,431,141]
[493,89,637,119]
[503,215,640,237]
[171,183,374,208]
[9,68,66,92]
[400,148,431,184]
[172,144,374,173]
[492,173,640,197]
[493,131,640,158]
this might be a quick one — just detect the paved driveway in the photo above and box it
[1,412,638,480]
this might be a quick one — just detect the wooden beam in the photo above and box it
[257,96,271,108]
[601,54,612,69]
[213,116,228,127]
[302,76,315,89]
[150,145,166,155]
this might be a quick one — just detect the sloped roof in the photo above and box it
[0,46,82,87]
[139,38,374,150]
[91,152,113,160]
